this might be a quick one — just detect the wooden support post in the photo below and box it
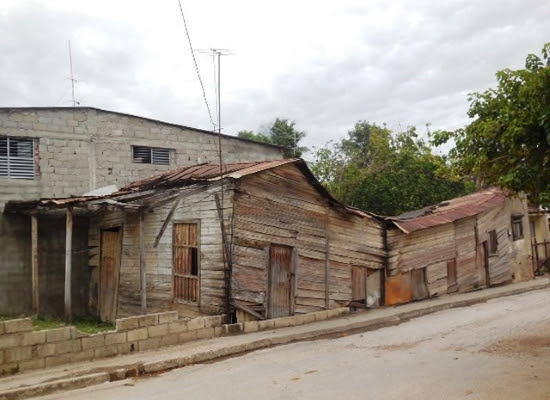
[214,192,232,317]
[324,205,330,310]
[31,215,39,316]
[140,211,147,315]
[64,207,73,321]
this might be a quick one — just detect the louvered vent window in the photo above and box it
[132,146,171,165]
[0,136,35,179]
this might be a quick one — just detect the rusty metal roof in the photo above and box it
[388,187,507,234]
[121,159,297,191]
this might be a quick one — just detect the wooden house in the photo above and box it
[6,159,386,322]
[384,188,534,306]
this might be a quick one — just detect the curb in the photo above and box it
[2,279,548,399]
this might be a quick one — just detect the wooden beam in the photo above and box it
[140,210,147,315]
[31,215,39,316]
[325,205,330,310]
[231,301,265,320]
[64,207,73,321]
[152,186,208,248]
[214,192,232,316]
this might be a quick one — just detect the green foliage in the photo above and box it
[237,118,307,158]
[431,43,550,205]
[311,121,472,216]
[30,315,113,334]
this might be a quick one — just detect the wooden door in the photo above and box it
[411,268,429,300]
[268,245,293,318]
[99,228,122,322]
[482,241,491,287]
[351,266,366,302]
[173,223,199,303]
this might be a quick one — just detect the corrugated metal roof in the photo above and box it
[389,187,507,234]
[121,159,298,191]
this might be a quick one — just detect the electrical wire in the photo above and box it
[177,0,217,131]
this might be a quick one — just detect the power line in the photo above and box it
[176,0,216,130]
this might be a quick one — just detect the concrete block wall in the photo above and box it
[0,308,350,375]
[0,311,224,376]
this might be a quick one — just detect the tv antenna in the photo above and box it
[68,40,78,107]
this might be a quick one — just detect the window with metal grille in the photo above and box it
[511,215,524,241]
[0,136,35,179]
[173,222,199,303]
[132,145,171,165]
[488,230,498,254]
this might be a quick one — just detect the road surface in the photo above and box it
[35,289,550,399]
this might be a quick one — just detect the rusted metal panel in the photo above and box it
[385,272,413,306]
[390,187,507,234]
[173,223,199,303]
[268,244,293,318]
[99,228,121,322]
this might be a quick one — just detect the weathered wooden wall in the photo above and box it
[231,163,385,318]
[455,216,479,291]
[88,185,232,319]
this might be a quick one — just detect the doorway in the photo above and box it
[99,227,122,322]
[268,244,294,318]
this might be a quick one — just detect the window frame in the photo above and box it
[511,215,524,241]
[132,145,171,165]
[488,230,498,255]
[0,135,36,179]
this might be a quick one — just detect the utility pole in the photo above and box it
[68,40,77,107]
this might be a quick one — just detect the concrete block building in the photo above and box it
[0,107,283,317]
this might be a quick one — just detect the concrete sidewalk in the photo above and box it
[1,277,548,400]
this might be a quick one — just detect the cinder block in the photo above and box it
[0,362,19,376]
[18,358,46,372]
[35,343,56,358]
[296,313,316,326]
[46,327,73,343]
[196,327,216,339]
[168,320,188,333]
[160,333,180,347]
[203,315,222,328]
[117,342,135,355]
[55,339,81,355]
[0,350,3,364]
[127,328,148,342]
[273,316,291,328]
[214,326,224,337]
[138,314,158,328]
[179,330,198,343]
[243,321,259,333]
[148,324,168,338]
[0,322,5,335]
[138,338,161,352]
[94,345,119,359]
[223,323,243,335]
[0,334,21,350]
[4,346,32,363]
[3,318,33,334]
[157,311,178,324]
[104,332,127,346]
[187,317,205,331]
[314,310,329,322]
[257,319,275,331]
[81,335,106,350]
[116,316,139,331]
[21,331,46,346]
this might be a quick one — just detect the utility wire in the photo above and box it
[177,0,216,130]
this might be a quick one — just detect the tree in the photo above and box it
[431,43,550,205]
[237,118,307,158]
[311,121,471,216]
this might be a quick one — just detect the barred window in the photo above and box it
[132,146,171,165]
[0,136,35,179]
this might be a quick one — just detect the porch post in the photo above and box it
[140,210,147,314]
[31,214,39,315]
[64,207,73,321]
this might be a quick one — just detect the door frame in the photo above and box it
[266,243,296,319]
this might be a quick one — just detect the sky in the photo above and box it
[1,0,549,157]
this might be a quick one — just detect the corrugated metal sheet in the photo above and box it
[389,187,507,234]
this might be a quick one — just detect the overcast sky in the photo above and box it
[1,0,549,156]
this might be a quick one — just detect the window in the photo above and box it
[173,222,199,303]
[132,146,170,165]
[488,230,498,254]
[511,215,524,240]
[0,136,35,179]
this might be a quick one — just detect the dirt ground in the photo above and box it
[35,289,550,400]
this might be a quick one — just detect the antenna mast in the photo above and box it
[68,40,77,107]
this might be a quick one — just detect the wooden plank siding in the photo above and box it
[231,163,385,317]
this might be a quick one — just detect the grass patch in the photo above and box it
[32,317,67,331]
[73,315,114,334]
